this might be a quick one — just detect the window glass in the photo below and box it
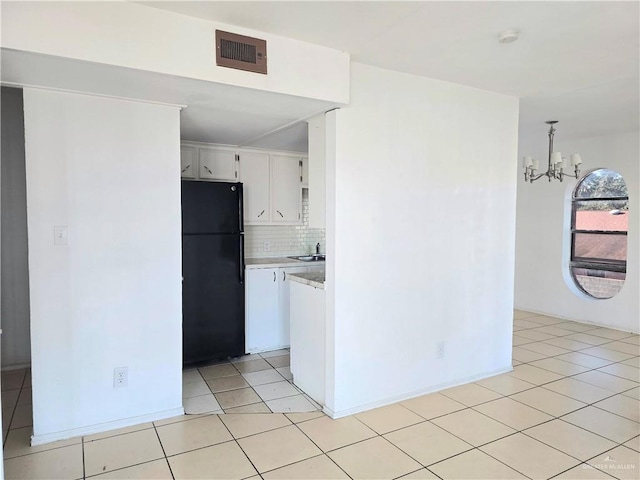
[570,169,628,299]
[573,233,627,263]
[573,169,628,198]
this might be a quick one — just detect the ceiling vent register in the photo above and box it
[216,30,267,75]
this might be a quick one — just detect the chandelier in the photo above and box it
[523,121,582,183]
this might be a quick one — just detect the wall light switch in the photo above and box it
[54,226,68,246]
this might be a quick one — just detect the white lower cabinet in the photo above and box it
[245,265,310,353]
[290,281,325,405]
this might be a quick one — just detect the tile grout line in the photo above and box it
[505,365,638,402]
[288,419,355,480]
[151,420,176,480]
[81,434,86,480]
[3,370,27,434]
[549,463,618,480]
[294,403,482,477]
[217,413,266,478]
[425,434,534,480]
[513,344,637,375]
[402,382,635,467]
[548,442,630,479]
[194,360,304,413]
[454,372,626,473]
[517,416,635,465]
[518,327,637,348]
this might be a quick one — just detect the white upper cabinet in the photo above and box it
[239,151,271,224]
[180,145,198,179]
[180,143,238,181]
[182,142,303,226]
[199,147,237,181]
[271,155,302,224]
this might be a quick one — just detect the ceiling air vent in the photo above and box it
[216,30,267,75]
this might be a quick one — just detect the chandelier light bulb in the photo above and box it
[570,154,582,166]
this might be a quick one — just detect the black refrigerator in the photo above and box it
[181,180,245,366]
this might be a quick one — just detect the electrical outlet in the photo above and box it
[113,367,128,388]
[436,342,445,359]
[263,241,270,252]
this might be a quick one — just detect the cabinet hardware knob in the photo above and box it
[282,271,286,281]
[181,164,190,173]
[257,210,265,218]
[277,210,284,218]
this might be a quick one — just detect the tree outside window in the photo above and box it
[571,169,628,299]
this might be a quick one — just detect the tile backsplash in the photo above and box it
[245,190,325,258]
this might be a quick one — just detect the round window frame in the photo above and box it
[569,168,628,300]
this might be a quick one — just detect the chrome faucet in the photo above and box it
[316,243,321,255]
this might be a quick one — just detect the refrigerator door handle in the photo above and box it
[239,235,245,284]
[237,183,244,232]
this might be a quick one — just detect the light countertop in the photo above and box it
[245,257,325,269]
[287,271,325,289]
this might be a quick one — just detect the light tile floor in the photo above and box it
[2,368,31,444]
[183,349,322,414]
[2,311,639,479]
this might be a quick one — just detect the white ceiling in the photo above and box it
[142,1,640,141]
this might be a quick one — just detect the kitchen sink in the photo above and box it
[288,255,326,262]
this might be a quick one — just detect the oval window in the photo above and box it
[570,169,628,299]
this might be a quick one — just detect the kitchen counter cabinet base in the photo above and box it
[290,281,325,406]
[245,265,313,354]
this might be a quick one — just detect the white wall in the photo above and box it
[515,131,639,333]
[325,63,520,417]
[23,88,183,443]
[1,1,349,104]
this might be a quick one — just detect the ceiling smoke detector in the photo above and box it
[498,29,520,44]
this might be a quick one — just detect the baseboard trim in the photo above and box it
[323,365,513,419]
[30,406,184,446]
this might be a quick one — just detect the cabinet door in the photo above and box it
[278,266,308,349]
[180,146,198,179]
[240,152,270,224]
[199,147,237,181]
[271,155,301,223]
[290,281,326,405]
[245,268,280,353]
